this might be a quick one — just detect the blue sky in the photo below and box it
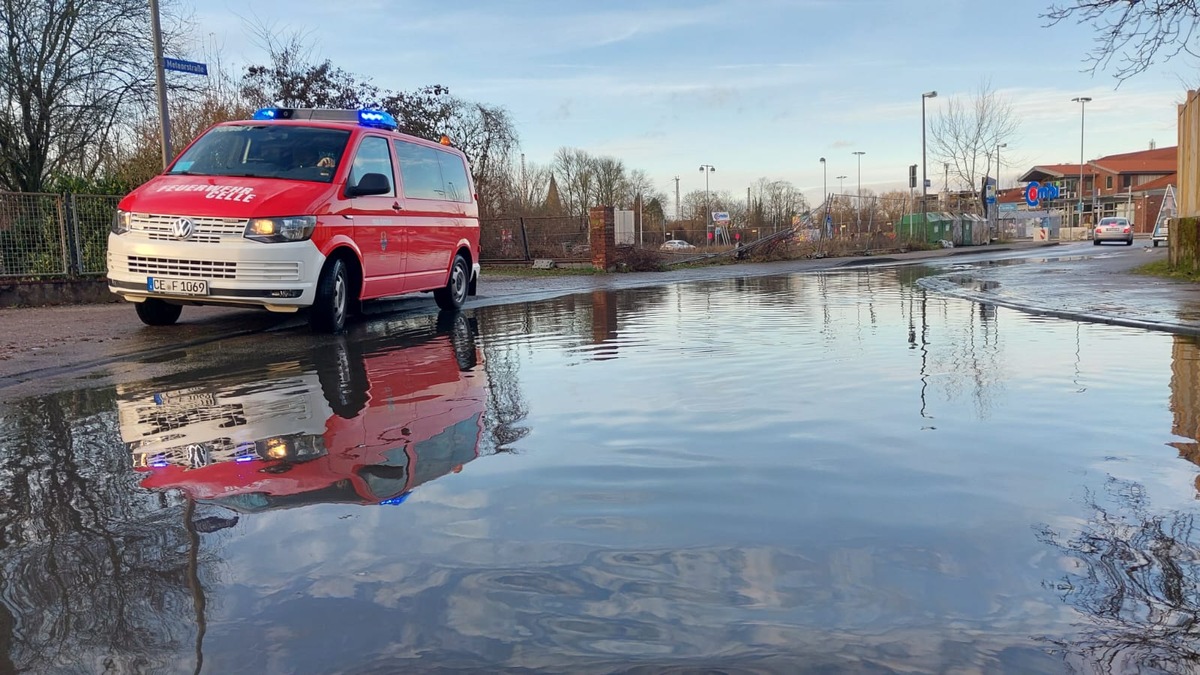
[189,0,1188,206]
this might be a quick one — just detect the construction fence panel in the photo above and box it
[817,194,912,238]
[0,192,68,277]
[70,194,122,275]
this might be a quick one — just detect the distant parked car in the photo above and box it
[660,239,697,251]
[1093,217,1134,246]
[1152,218,1169,247]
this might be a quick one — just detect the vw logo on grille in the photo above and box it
[171,217,195,240]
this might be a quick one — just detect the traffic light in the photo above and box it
[909,164,917,189]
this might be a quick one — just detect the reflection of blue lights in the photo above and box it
[379,493,410,506]
[235,456,256,463]
[151,461,169,468]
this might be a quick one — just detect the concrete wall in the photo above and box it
[0,279,121,307]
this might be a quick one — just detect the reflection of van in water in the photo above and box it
[119,315,486,512]
[106,108,480,332]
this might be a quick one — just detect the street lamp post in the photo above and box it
[699,164,715,245]
[1072,97,1092,230]
[820,157,827,238]
[991,142,1007,240]
[836,175,846,193]
[994,143,1007,190]
[853,150,865,233]
[921,91,937,233]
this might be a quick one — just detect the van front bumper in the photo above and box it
[106,234,326,310]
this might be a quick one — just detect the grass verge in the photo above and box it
[1133,259,1200,282]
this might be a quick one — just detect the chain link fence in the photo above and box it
[0,192,68,277]
[480,215,591,261]
[70,194,122,275]
[0,191,121,278]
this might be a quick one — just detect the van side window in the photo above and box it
[437,150,472,203]
[349,136,395,196]
[394,140,446,200]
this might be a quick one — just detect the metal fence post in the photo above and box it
[54,194,70,276]
[519,217,531,261]
[64,193,83,276]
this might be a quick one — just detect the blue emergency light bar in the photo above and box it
[251,107,398,131]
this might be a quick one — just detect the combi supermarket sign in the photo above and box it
[1024,181,1060,208]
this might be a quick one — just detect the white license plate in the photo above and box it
[147,277,208,295]
[154,391,216,407]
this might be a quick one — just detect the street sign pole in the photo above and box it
[149,0,172,168]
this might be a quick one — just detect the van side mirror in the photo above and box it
[346,173,391,198]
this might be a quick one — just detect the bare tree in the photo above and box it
[508,159,551,214]
[623,169,655,207]
[877,189,915,227]
[445,102,518,218]
[929,82,1019,197]
[0,0,188,191]
[1045,0,1200,82]
[551,147,595,218]
[591,156,627,208]
[751,178,808,232]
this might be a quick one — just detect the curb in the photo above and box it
[918,275,1200,338]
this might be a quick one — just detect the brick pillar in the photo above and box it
[589,206,615,271]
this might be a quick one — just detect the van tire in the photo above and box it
[310,258,350,333]
[135,299,182,326]
[434,254,469,311]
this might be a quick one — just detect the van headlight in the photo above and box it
[244,216,317,243]
[111,210,131,235]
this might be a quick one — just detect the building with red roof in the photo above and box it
[1014,144,1175,233]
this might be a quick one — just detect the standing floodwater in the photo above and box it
[1,264,1198,673]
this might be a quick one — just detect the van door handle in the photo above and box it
[392,202,403,211]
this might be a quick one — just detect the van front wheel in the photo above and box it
[310,258,350,333]
[434,254,469,311]
[135,299,182,326]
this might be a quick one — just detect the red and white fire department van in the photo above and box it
[106,108,480,332]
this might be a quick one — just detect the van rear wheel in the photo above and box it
[310,258,350,333]
[434,254,469,311]
[135,299,182,326]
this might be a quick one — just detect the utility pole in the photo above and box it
[674,176,680,221]
[150,0,173,168]
[699,165,715,245]
[853,150,865,234]
[520,153,527,209]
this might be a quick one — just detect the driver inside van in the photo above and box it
[294,146,337,177]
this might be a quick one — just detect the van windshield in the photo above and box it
[167,125,352,183]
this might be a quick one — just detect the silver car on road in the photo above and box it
[1094,217,1134,245]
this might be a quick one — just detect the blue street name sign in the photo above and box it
[163,58,208,76]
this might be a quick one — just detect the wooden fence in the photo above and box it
[1180,90,1200,218]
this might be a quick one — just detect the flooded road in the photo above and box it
[2,259,1199,673]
